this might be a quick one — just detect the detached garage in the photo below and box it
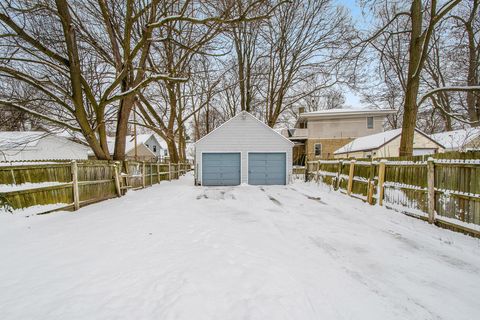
[195,111,294,186]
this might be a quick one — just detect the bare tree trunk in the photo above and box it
[167,138,179,163]
[400,0,423,157]
[114,95,136,160]
[465,1,480,125]
[55,0,110,160]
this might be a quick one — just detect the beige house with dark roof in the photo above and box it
[284,108,396,163]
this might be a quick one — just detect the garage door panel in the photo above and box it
[248,153,286,185]
[202,153,240,186]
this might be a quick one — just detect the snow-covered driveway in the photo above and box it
[1,173,479,320]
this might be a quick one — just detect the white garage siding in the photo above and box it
[195,111,294,185]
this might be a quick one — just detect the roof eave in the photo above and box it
[299,109,397,120]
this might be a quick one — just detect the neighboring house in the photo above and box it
[195,111,294,186]
[430,128,480,152]
[333,128,444,159]
[88,133,167,161]
[0,131,90,161]
[285,108,396,162]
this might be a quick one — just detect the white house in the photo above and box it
[334,128,445,158]
[88,133,167,161]
[195,111,294,186]
[0,131,90,161]
[430,128,480,152]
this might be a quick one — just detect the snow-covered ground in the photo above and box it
[1,173,479,320]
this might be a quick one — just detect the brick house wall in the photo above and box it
[306,138,354,160]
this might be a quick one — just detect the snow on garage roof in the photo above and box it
[430,128,480,150]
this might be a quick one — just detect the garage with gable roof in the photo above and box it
[194,111,294,186]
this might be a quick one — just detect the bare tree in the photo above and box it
[0,0,185,159]
[0,0,284,161]
[448,0,480,126]
[260,0,355,127]
[133,0,284,162]
[359,0,480,155]
[227,0,264,113]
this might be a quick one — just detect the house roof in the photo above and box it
[104,133,164,155]
[429,128,480,150]
[195,111,294,146]
[0,131,47,149]
[298,108,397,120]
[334,128,443,155]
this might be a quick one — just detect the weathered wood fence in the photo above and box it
[0,160,191,214]
[302,152,480,237]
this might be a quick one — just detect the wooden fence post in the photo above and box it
[377,159,386,206]
[304,162,308,182]
[123,161,128,188]
[347,160,356,195]
[149,163,153,185]
[157,163,160,184]
[177,163,181,177]
[427,157,436,224]
[113,162,121,197]
[335,160,343,190]
[168,162,172,181]
[71,160,80,210]
[367,161,375,205]
[142,161,146,188]
[316,160,321,183]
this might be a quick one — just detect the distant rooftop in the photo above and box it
[104,133,166,154]
[334,128,403,154]
[334,128,445,154]
[299,108,397,119]
[0,131,50,149]
[430,128,480,150]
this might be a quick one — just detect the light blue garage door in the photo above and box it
[202,153,241,186]
[248,153,286,185]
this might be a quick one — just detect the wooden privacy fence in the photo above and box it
[0,160,191,214]
[304,154,480,237]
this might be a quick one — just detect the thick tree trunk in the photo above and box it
[178,126,186,161]
[399,0,422,157]
[466,19,480,126]
[55,0,109,160]
[166,137,179,163]
[113,95,135,160]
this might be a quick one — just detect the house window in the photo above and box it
[153,145,157,152]
[314,143,322,157]
[367,116,374,129]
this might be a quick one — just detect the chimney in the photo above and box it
[298,107,305,114]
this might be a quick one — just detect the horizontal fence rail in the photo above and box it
[0,160,192,214]
[303,153,480,238]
